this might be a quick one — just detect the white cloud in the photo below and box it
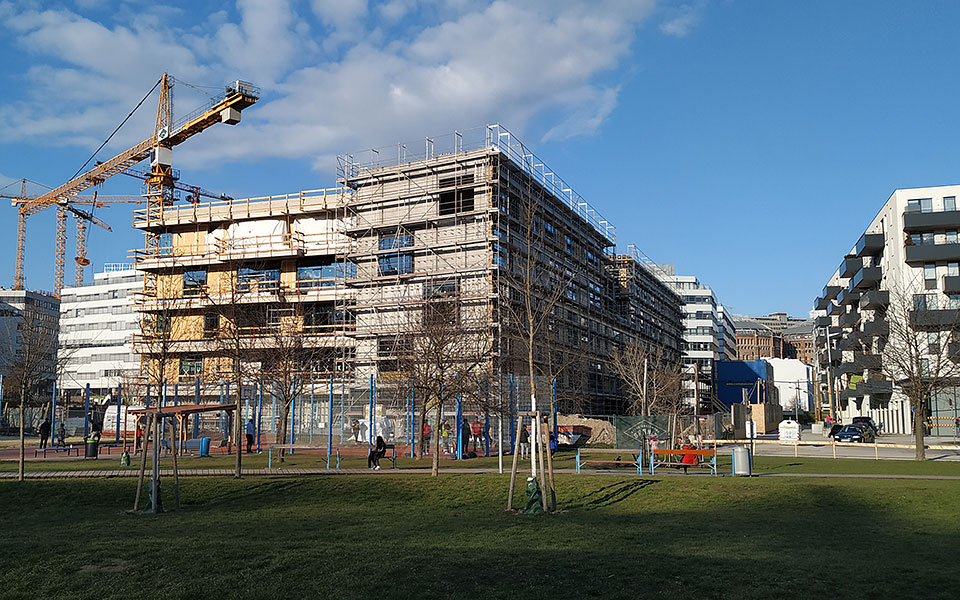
[659,2,704,38]
[0,0,678,175]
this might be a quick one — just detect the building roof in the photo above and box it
[733,316,774,333]
[782,319,816,337]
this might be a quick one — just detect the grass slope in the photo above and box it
[1,474,959,599]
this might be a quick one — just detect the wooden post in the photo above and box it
[544,413,556,512]
[832,440,837,459]
[506,415,523,511]
[536,410,547,513]
[169,417,181,510]
[133,413,152,512]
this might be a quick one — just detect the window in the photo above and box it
[566,281,577,302]
[438,189,475,215]
[928,332,940,354]
[424,279,458,299]
[922,232,935,245]
[914,293,938,311]
[544,222,557,241]
[949,295,960,309]
[238,265,280,292]
[950,263,960,277]
[179,355,203,377]
[183,269,207,296]
[946,196,957,212]
[924,263,937,289]
[203,311,219,337]
[378,235,414,276]
[948,231,959,245]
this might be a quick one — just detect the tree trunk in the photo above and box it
[417,409,427,460]
[277,399,291,461]
[234,384,243,478]
[914,400,926,461]
[18,392,26,482]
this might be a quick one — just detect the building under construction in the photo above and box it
[131,125,683,437]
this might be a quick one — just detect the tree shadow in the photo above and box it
[564,479,658,510]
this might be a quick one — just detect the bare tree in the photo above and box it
[878,284,960,460]
[609,342,684,417]
[408,284,491,477]
[256,300,337,460]
[2,305,59,481]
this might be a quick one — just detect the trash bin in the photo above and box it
[84,439,99,459]
[732,445,752,477]
[523,476,544,514]
[199,437,211,457]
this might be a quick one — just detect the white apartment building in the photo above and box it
[58,264,143,399]
[815,184,960,435]
[0,288,60,407]
[659,267,737,411]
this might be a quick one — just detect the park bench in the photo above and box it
[267,444,340,469]
[575,448,644,474]
[649,448,717,475]
[377,444,398,469]
[33,446,80,458]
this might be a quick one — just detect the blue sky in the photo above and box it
[0,0,958,317]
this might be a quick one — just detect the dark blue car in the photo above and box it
[834,424,875,443]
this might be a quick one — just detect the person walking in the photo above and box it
[471,418,483,451]
[55,422,66,448]
[440,418,451,454]
[519,423,530,459]
[422,421,432,455]
[38,419,51,449]
[245,418,255,453]
[460,419,471,458]
[368,435,387,470]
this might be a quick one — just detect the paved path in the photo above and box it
[4,467,960,481]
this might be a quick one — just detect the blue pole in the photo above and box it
[553,376,558,441]
[116,383,122,443]
[509,374,515,453]
[83,383,90,438]
[145,384,151,409]
[456,393,463,460]
[290,376,297,446]
[368,373,374,445]
[256,381,263,453]
[193,378,200,439]
[50,380,57,445]
[327,374,334,468]
[310,389,315,443]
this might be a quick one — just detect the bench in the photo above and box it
[373,444,398,469]
[268,444,340,469]
[34,446,80,458]
[649,448,717,475]
[575,448,644,474]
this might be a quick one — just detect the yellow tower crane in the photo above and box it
[10,73,259,295]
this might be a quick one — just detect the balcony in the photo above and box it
[828,302,844,316]
[855,232,884,257]
[839,310,860,329]
[822,285,842,302]
[838,287,861,306]
[910,309,960,330]
[838,331,864,351]
[944,276,960,294]
[852,352,882,370]
[904,243,960,265]
[815,315,834,328]
[860,379,892,398]
[863,318,889,337]
[851,266,881,290]
[902,209,960,232]
[818,349,839,366]
[815,295,832,311]
[859,290,889,310]
[840,256,862,279]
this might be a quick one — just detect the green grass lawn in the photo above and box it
[2,473,959,599]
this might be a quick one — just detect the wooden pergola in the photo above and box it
[128,403,237,454]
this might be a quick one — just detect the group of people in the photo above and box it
[422,417,486,456]
[36,419,67,449]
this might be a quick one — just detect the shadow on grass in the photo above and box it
[564,479,658,510]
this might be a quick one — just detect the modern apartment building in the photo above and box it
[814,184,960,435]
[57,264,143,399]
[658,268,736,410]
[0,288,60,403]
[782,319,816,366]
[130,125,683,419]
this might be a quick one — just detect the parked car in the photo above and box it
[834,424,876,443]
[852,416,881,436]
